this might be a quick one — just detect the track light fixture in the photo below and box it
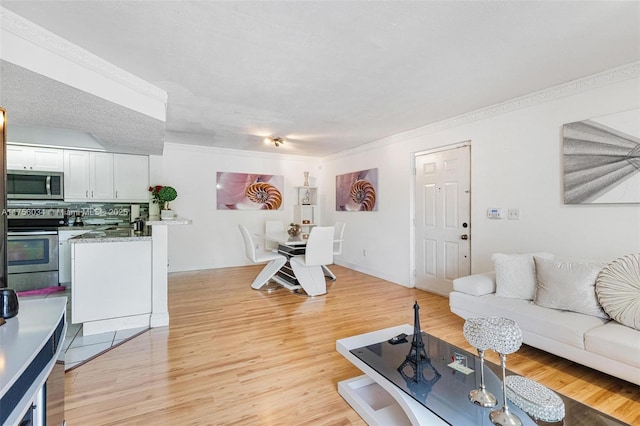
[264,136,286,147]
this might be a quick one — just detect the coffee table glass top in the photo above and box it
[350,332,625,426]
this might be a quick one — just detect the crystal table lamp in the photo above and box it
[485,317,524,426]
[463,318,498,408]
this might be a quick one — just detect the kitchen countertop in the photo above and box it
[146,215,192,226]
[69,226,152,243]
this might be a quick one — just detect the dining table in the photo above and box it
[255,231,341,294]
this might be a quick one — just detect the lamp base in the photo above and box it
[469,388,497,408]
[490,408,522,426]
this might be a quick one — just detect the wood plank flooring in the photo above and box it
[64,265,640,425]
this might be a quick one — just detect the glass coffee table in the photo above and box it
[336,325,626,426]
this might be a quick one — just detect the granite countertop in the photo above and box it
[67,216,191,243]
[146,215,192,226]
[69,226,152,243]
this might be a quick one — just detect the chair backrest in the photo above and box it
[265,220,284,250]
[304,226,334,266]
[238,225,257,262]
[333,222,346,255]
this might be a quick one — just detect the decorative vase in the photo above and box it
[161,209,176,220]
[287,224,301,237]
[303,171,310,187]
[149,202,160,217]
[160,201,176,219]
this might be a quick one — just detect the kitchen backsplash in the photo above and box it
[7,201,149,225]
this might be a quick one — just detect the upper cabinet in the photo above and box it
[63,150,149,202]
[7,145,64,172]
[113,154,149,201]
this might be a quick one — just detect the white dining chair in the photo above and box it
[238,225,287,291]
[290,226,334,296]
[264,220,284,252]
[321,222,345,280]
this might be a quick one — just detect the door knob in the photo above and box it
[461,234,469,240]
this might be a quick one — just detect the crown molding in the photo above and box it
[1,7,167,103]
[327,61,640,160]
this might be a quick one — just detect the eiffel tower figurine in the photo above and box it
[398,301,440,384]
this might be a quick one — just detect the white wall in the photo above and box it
[155,69,640,287]
[321,74,640,286]
[151,143,322,272]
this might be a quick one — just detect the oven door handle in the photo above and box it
[8,231,58,236]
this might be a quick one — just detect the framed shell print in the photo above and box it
[216,172,284,210]
[336,168,378,211]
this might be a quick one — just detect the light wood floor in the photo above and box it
[65,265,640,425]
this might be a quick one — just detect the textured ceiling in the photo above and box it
[1,1,639,156]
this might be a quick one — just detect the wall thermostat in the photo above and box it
[487,208,505,219]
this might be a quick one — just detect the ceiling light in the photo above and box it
[264,136,285,147]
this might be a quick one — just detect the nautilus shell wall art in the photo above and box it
[216,172,284,210]
[336,168,378,211]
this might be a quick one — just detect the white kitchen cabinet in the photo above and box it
[64,150,113,200]
[90,152,115,200]
[7,144,64,172]
[64,150,148,202]
[113,153,149,201]
[71,240,151,328]
[58,229,87,283]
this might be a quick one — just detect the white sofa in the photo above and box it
[450,270,640,386]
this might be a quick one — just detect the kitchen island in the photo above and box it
[70,216,191,335]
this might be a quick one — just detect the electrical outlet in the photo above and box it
[363,249,367,257]
[508,208,520,220]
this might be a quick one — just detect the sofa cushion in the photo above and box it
[534,256,608,319]
[452,271,496,296]
[450,292,607,349]
[595,254,640,330]
[585,321,640,368]
[492,252,553,300]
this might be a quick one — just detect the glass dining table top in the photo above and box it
[255,232,308,246]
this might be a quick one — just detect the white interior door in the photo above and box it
[415,145,471,296]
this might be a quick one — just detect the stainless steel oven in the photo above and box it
[7,208,65,292]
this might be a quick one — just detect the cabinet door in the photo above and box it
[6,145,32,170]
[63,150,91,200]
[90,152,114,200]
[7,145,64,171]
[31,147,64,172]
[113,154,149,201]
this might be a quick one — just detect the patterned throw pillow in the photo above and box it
[534,256,608,319]
[492,252,554,300]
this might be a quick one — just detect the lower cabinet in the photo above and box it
[71,240,151,334]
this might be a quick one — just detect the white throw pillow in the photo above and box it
[534,256,608,319]
[596,254,640,330]
[492,252,554,300]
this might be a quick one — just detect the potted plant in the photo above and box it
[149,185,178,219]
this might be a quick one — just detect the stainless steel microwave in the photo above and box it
[7,170,64,200]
